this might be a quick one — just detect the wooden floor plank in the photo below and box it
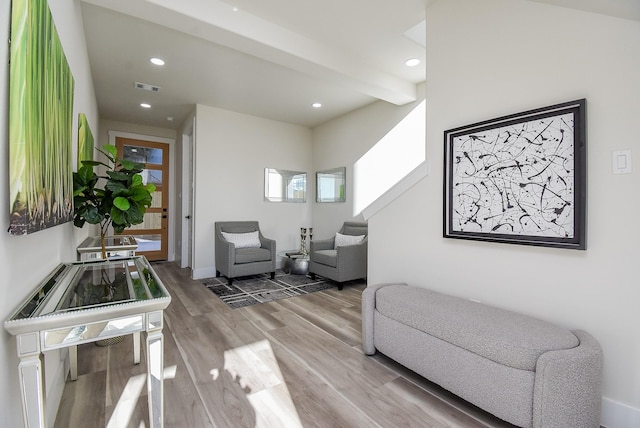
[263,339,381,428]
[54,371,107,427]
[259,310,440,428]
[273,295,362,347]
[54,262,517,428]
[381,377,488,428]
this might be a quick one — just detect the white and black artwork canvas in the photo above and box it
[444,99,586,250]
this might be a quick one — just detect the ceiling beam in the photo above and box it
[81,0,418,105]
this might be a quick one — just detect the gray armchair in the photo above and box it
[309,222,367,290]
[214,221,276,285]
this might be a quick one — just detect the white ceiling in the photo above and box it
[79,0,639,130]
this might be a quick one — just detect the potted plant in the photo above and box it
[73,144,156,259]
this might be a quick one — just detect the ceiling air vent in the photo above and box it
[134,81,161,92]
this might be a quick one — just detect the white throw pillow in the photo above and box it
[221,231,261,249]
[334,232,365,248]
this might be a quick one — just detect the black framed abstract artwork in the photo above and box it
[444,99,586,250]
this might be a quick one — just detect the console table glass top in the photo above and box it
[7,256,167,327]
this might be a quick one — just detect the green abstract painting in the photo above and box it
[78,113,94,168]
[9,0,75,235]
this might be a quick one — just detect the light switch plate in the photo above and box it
[612,150,632,174]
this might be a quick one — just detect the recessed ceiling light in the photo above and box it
[232,7,239,12]
[167,116,174,122]
[312,102,322,108]
[405,58,421,67]
[150,57,165,66]
[140,103,151,109]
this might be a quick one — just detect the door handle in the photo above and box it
[185,215,191,219]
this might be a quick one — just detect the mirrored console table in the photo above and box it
[77,235,138,261]
[4,256,171,428]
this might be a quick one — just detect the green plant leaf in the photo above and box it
[124,161,145,172]
[119,159,138,170]
[100,198,113,213]
[95,147,114,163]
[112,223,126,234]
[105,180,127,194]
[83,205,103,224]
[129,186,147,201]
[80,160,109,169]
[126,203,144,224]
[73,186,88,197]
[110,207,126,225]
[107,170,129,181]
[103,144,118,158]
[76,164,96,183]
[113,196,131,211]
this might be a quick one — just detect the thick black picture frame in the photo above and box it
[443,99,587,250]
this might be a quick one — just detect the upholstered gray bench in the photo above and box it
[362,283,603,428]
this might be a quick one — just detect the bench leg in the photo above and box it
[69,345,78,381]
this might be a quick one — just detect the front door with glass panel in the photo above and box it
[116,137,169,261]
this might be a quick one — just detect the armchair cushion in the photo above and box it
[335,232,365,248]
[221,231,261,249]
[235,247,272,264]
[313,249,338,267]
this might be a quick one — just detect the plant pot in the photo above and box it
[95,336,125,347]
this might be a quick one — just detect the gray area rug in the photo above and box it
[202,270,335,309]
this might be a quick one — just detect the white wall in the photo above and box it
[363,1,639,426]
[0,1,98,426]
[192,104,313,279]
[311,83,426,238]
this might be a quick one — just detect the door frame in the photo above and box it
[180,118,195,269]
[108,130,176,261]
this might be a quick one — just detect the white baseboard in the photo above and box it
[602,397,640,428]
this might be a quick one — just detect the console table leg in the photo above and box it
[146,310,164,428]
[16,333,46,428]
[146,330,164,428]
[133,332,141,365]
[69,345,78,381]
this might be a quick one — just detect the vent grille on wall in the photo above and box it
[134,81,161,92]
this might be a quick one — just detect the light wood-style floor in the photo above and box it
[54,262,515,428]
